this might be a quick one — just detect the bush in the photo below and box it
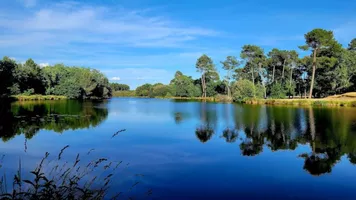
[151,84,172,97]
[255,84,265,99]
[215,94,233,102]
[136,84,152,97]
[53,79,82,99]
[270,82,286,99]
[22,88,35,96]
[232,79,264,101]
[9,83,21,95]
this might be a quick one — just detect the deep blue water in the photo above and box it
[1,97,356,199]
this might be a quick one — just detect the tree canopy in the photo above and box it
[0,57,112,99]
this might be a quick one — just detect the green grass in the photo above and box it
[13,95,68,101]
[239,98,356,107]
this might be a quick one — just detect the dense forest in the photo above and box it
[0,57,112,99]
[133,29,356,100]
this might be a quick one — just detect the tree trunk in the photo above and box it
[258,63,266,98]
[304,87,307,99]
[201,73,206,98]
[252,67,255,97]
[272,65,275,83]
[309,49,317,99]
[227,84,231,97]
[282,60,286,81]
[227,70,231,97]
[289,67,293,98]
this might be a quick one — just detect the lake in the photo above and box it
[1,98,356,199]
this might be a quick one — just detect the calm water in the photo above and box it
[1,98,356,199]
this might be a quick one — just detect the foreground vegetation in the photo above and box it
[0,146,121,199]
[129,30,356,104]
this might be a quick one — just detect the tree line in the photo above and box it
[134,29,356,100]
[0,57,111,99]
[110,83,130,91]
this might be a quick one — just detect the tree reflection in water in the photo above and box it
[221,128,238,143]
[195,125,214,143]
[191,103,356,176]
[0,100,108,142]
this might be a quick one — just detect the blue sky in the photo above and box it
[0,0,355,88]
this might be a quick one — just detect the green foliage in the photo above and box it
[303,29,336,50]
[232,79,259,101]
[349,38,356,51]
[135,83,152,96]
[196,54,216,97]
[1,58,111,99]
[151,84,173,97]
[0,57,16,98]
[53,79,83,98]
[170,71,201,97]
[110,83,130,91]
[240,45,266,84]
[270,82,286,99]
[22,88,35,96]
[255,84,265,99]
[196,54,215,74]
[41,65,111,99]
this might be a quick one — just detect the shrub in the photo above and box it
[232,79,264,101]
[135,84,152,97]
[215,94,233,102]
[151,84,172,97]
[53,79,82,99]
[270,82,286,99]
[22,88,35,96]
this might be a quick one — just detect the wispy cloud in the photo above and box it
[0,1,218,49]
[110,76,121,81]
[39,63,49,67]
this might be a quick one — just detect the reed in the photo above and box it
[13,95,68,101]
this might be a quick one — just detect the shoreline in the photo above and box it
[14,95,356,107]
[114,96,356,107]
[12,95,68,101]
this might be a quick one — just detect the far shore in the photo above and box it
[11,94,356,107]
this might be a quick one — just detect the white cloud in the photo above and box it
[39,63,49,67]
[110,76,121,81]
[0,2,218,49]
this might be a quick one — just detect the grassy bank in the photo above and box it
[240,98,356,107]
[169,95,233,102]
[111,92,356,107]
[13,95,68,101]
[112,90,137,97]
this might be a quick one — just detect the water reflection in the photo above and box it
[0,100,108,142]
[190,103,356,176]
